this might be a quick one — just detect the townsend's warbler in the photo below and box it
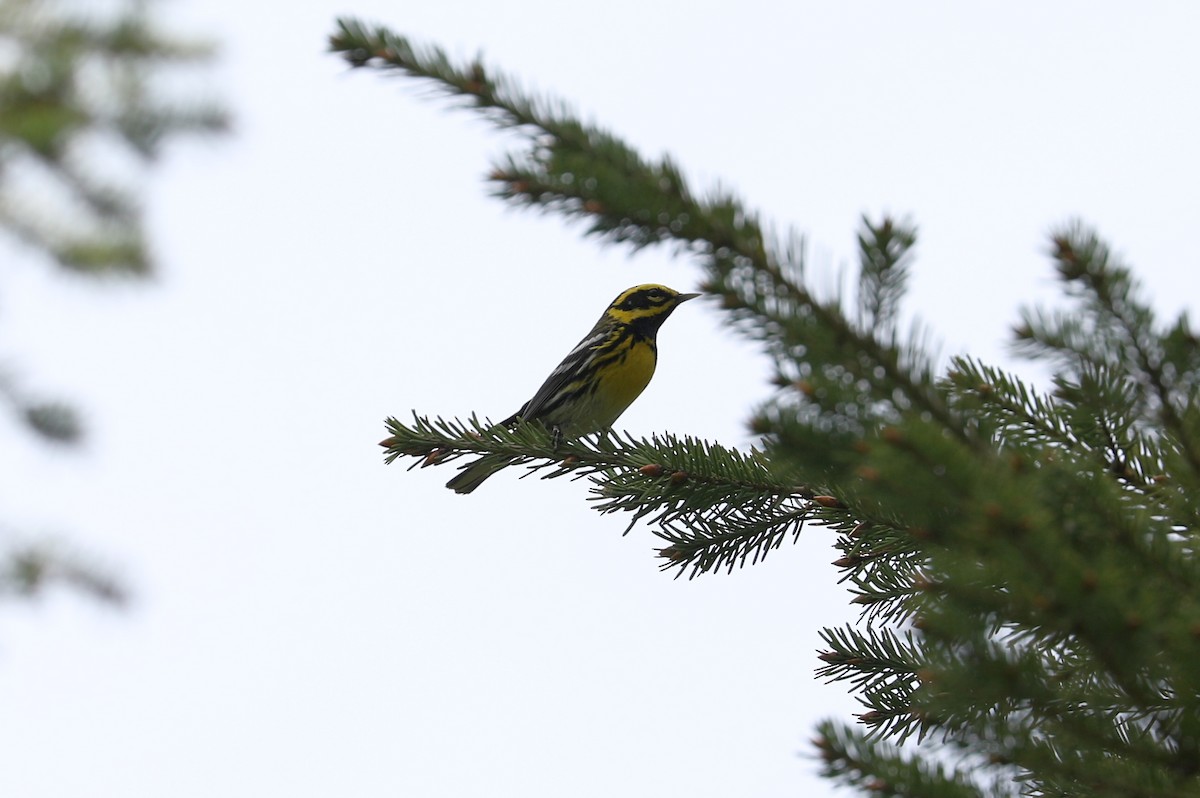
[446,284,699,493]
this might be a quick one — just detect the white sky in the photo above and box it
[2,2,1198,796]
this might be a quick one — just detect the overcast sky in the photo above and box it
[2,2,1198,796]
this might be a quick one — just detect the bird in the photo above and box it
[445,283,700,494]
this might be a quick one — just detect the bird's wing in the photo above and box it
[503,326,612,425]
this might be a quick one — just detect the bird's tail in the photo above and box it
[445,453,517,494]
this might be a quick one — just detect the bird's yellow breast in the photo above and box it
[568,338,657,434]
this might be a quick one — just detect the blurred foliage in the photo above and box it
[0,0,227,604]
[0,0,227,275]
[0,539,127,604]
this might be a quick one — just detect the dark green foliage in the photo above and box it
[814,722,995,798]
[381,414,817,577]
[340,20,1200,796]
[857,215,916,332]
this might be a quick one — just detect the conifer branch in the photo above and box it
[814,722,993,797]
[946,357,1076,450]
[857,215,916,333]
[382,414,821,575]
[648,499,812,578]
[844,553,928,624]
[947,355,1200,536]
[817,626,923,727]
[380,413,794,490]
[1016,223,1200,477]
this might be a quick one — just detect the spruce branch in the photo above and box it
[1016,223,1200,477]
[844,553,928,625]
[813,721,994,798]
[822,515,937,626]
[381,413,791,489]
[857,215,916,333]
[946,355,1199,534]
[329,18,602,147]
[945,356,1077,452]
[648,498,813,578]
[817,626,923,722]
[585,434,821,578]
[382,414,823,576]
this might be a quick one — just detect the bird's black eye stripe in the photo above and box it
[618,287,672,310]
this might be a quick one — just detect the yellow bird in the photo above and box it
[446,284,699,493]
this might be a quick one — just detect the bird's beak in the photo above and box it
[677,292,702,302]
